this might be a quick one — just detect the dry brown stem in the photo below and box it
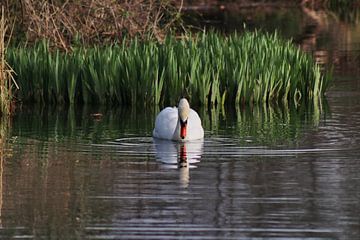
[0,6,17,116]
[11,0,181,50]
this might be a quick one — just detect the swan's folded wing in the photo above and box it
[153,107,178,140]
[188,109,204,140]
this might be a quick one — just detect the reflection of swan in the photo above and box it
[153,138,204,168]
[153,98,204,141]
[153,138,203,187]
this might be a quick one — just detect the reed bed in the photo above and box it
[6,31,332,107]
[0,8,17,115]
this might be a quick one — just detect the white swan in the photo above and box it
[153,98,204,141]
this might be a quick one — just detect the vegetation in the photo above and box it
[2,0,182,49]
[2,0,360,47]
[0,8,17,116]
[7,30,331,107]
[2,1,333,108]
[323,0,360,24]
[323,0,359,7]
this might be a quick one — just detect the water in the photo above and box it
[1,6,360,240]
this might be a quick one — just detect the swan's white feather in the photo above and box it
[153,107,178,140]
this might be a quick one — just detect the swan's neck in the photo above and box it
[178,100,189,138]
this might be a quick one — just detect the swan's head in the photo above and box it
[178,98,190,139]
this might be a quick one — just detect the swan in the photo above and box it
[153,98,204,141]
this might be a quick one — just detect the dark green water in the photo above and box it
[1,6,360,240]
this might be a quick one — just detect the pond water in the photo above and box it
[1,6,360,240]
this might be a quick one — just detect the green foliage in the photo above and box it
[324,0,360,24]
[6,31,332,107]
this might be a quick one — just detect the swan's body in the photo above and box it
[153,98,204,141]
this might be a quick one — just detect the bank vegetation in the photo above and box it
[1,0,334,108]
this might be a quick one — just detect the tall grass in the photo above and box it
[6,30,332,107]
[0,8,17,115]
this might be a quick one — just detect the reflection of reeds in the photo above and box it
[7,31,331,107]
[235,99,328,145]
[0,124,3,226]
[0,114,12,226]
[0,8,17,116]
[11,98,329,148]
[202,98,329,145]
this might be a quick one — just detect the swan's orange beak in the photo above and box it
[180,120,187,139]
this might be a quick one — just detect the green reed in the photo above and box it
[6,31,332,107]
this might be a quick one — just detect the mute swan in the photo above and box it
[153,98,204,141]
